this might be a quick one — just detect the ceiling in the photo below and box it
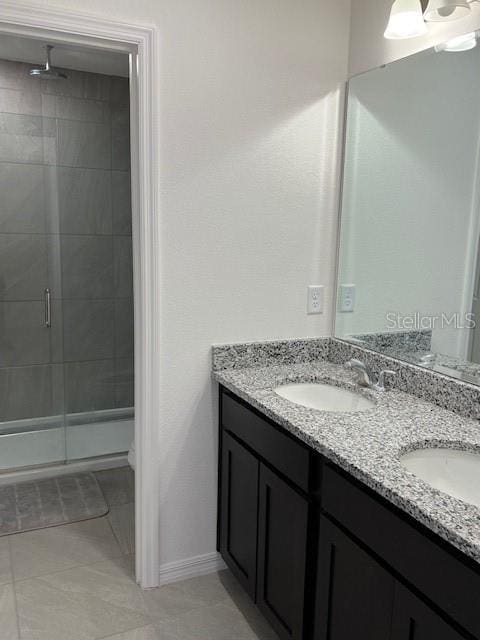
[0,33,129,77]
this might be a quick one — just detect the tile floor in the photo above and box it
[0,466,277,639]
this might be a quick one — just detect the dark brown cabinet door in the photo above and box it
[315,516,395,640]
[220,432,259,599]
[257,464,309,640]
[391,584,467,640]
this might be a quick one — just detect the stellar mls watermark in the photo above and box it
[385,312,476,331]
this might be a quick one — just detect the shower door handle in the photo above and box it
[44,288,51,328]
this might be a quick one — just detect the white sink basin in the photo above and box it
[273,383,375,413]
[400,448,480,508]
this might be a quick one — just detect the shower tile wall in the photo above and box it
[0,59,133,422]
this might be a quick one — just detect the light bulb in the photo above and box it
[384,0,428,40]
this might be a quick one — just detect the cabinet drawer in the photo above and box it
[322,464,480,639]
[221,390,311,491]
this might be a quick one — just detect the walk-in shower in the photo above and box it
[0,38,134,473]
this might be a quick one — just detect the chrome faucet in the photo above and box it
[345,358,372,386]
[345,358,396,392]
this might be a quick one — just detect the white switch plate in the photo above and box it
[307,285,324,314]
[339,284,355,312]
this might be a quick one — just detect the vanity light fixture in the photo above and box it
[385,0,477,40]
[424,0,471,21]
[384,0,428,39]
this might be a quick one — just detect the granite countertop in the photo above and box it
[213,360,480,565]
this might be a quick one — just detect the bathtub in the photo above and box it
[0,406,134,478]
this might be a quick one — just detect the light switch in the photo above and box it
[307,285,324,314]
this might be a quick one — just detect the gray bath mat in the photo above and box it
[0,472,109,536]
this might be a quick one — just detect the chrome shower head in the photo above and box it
[29,45,67,80]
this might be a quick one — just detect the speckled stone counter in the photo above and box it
[213,359,480,565]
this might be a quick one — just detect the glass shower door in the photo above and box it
[49,70,135,463]
[0,59,134,472]
[0,173,66,470]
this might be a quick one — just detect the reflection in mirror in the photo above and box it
[335,38,480,385]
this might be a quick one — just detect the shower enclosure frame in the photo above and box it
[0,2,160,589]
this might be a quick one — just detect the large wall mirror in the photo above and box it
[335,36,480,385]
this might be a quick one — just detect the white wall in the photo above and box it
[350,0,480,76]
[337,48,480,357]
[18,0,351,569]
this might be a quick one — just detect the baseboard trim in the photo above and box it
[159,552,227,586]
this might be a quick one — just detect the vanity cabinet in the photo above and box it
[218,389,315,640]
[217,387,480,640]
[257,464,309,640]
[315,517,466,640]
[391,585,466,640]
[219,431,258,599]
[315,516,395,640]
[320,464,479,639]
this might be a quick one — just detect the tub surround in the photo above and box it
[213,338,480,565]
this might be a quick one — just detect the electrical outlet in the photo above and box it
[339,284,355,312]
[307,285,324,314]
